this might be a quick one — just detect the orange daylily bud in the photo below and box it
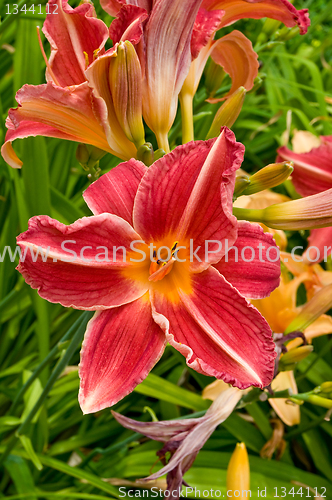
[227,442,250,497]
[109,41,145,148]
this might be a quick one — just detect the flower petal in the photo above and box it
[147,387,243,481]
[109,4,148,45]
[1,82,117,168]
[142,0,202,140]
[151,267,276,389]
[303,227,332,264]
[78,298,166,413]
[202,0,310,34]
[277,139,332,197]
[134,128,243,268]
[100,0,125,17]
[112,411,199,442]
[101,0,152,17]
[43,0,109,87]
[17,214,148,310]
[207,31,259,101]
[270,371,300,426]
[215,220,280,299]
[85,52,138,160]
[83,159,147,223]
[191,8,225,59]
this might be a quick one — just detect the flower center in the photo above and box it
[149,242,178,282]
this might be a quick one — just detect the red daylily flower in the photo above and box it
[109,0,310,132]
[277,133,332,263]
[2,0,310,167]
[1,0,139,168]
[112,386,243,499]
[16,129,279,413]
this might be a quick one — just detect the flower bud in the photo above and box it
[206,87,246,139]
[137,142,154,167]
[204,60,225,98]
[318,382,332,399]
[76,144,106,170]
[226,442,250,494]
[233,175,250,198]
[109,41,145,148]
[279,346,314,371]
[234,188,332,230]
[240,162,293,196]
[285,284,332,334]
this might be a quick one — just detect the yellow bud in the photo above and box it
[318,382,332,399]
[109,41,145,148]
[240,162,293,196]
[226,442,250,496]
[206,87,246,139]
[285,284,332,334]
[279,346,314,371]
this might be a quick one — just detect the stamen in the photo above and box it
[36,26,61,87]
[171,241,178,252]
[83,51,90,70]
[93,48,100,61]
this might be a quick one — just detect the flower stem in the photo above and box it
[233,207,265,223]
[156,132,170,153]
[179,91,194,144]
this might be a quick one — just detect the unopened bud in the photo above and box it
[137,142,154,167]
[204,60,226,98]
[109,41,145,148]
[285,284,332,334]
[279,346,314,371]
[76,144,106,170]
[317,382,332,399]
[234,188,332,230]
[227,442,250,493]
[76,144,90,166]
[233,175,250,198]
[276,26,300,41]
[240,162,293,196]
[206,87,246,139]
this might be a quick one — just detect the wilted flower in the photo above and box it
[112,385,243,499]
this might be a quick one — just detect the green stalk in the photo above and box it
[0,312,92,467]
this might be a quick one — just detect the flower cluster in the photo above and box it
[7,0,332,497]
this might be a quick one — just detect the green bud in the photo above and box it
[137,142,154,167]
[206,87,246,139]
[204,60,226,98]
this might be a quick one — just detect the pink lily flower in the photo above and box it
[112,385,244,499]
[1,0,138,169]
[277,132,332,264]
[107,0,310,148]
[16,129,279,414]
